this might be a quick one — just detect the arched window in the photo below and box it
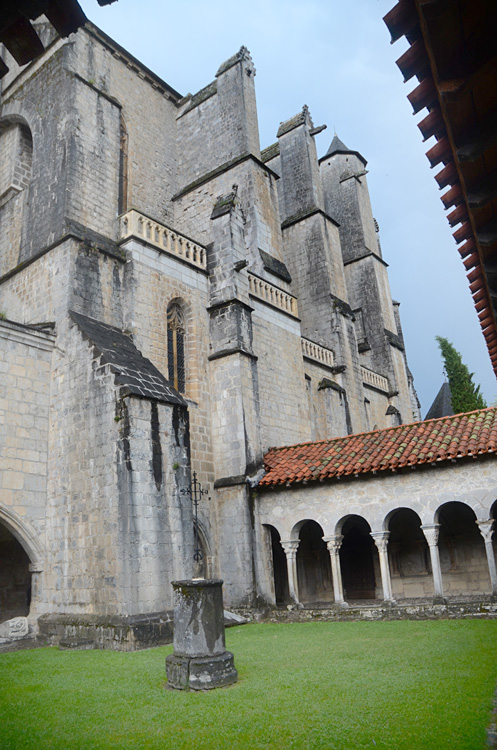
[118,113,128,215]
[0,120,33,205]
[167,303,185,392]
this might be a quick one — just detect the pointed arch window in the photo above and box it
[167,303,185,392]
[118,113,128,215]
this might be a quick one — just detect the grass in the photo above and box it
[1,620,497,749]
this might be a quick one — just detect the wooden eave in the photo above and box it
[0,0,116,77]
[384,0,497,375]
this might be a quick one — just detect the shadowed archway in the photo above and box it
[386,508,433,600]
[340,515,377,601]
[437,501,490,596]
[296,520,333,606]
[0,521,31,624]
[265,525,290,606]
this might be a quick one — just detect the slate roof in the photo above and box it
[425,382,454,421]
[70,311,186,406]
[259,407,497,487]
[321,133,367,167]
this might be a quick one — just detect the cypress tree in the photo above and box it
[435,336,487,413]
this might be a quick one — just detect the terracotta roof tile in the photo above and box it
[259,408,497,487]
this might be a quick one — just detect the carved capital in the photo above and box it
[370,531,390,552]
[323,534,343,553]
[280,540,299,558]
[421,524,441,547]
[477,519,495,544]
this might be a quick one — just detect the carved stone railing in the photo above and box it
[361,365,389,393]
[119,209,207,271]
[301,337,334,368]
[248,273,298,317]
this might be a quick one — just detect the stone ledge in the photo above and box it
[231,599,497,623]
[208,347,258,362]
[37,611,173,651]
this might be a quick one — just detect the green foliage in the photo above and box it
[436,336,487,413]
[1,621,497,749]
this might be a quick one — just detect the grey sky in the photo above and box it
[78,0,496,414]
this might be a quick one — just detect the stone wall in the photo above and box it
[0,320,54,622]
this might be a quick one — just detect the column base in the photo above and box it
[166,650,238,691]
[333,601,349,610]
[382,599,397,608]
[432,596,447,605]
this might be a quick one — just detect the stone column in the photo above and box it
[477,520,497,597]
[370,531,395,604]
[323,535,347,607]
[280,540,300,605]
[421,524,445,602]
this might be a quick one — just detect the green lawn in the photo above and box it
[1,620,497,749]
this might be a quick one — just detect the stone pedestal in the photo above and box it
[166,579,238,690]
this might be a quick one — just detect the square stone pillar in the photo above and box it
[166,579,238,690]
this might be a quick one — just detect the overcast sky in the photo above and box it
[78,0,497,415]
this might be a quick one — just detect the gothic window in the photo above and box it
[118,114,128,215]
[0,120,33,205]
[167,303,185,392]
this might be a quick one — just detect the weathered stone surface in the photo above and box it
[171,579,226,658]
[187,651,238,690]
[0,616,29,639]
[166,579,238,689]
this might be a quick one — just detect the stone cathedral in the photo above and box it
[1,21,496,648]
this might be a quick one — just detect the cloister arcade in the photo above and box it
[263,497,497,608]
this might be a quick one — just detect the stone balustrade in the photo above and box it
[361,365,389,393]
[248,273,298,317]
[120,209,207,271]
[301,337,334,368]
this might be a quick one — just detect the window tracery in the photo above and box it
[167,303,185,393]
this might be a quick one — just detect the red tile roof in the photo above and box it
[259,408,497,487]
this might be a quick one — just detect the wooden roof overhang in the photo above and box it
[384,0,497,375]
[0,0,116,78]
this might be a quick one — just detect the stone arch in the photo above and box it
[0,506,44,625]
[385,507,432,600]
[289,518,310,541]
[491,500,497,564]
[338,514,378,601]
[263,524,289,606]
[436,500,490,596]
[376,499,426,531]
[295,520,333,606]
[0,506,44,569]
[491,499,497,521]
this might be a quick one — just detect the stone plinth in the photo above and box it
[166,579,238,690]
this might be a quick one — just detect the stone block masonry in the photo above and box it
[0,20,429,646]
